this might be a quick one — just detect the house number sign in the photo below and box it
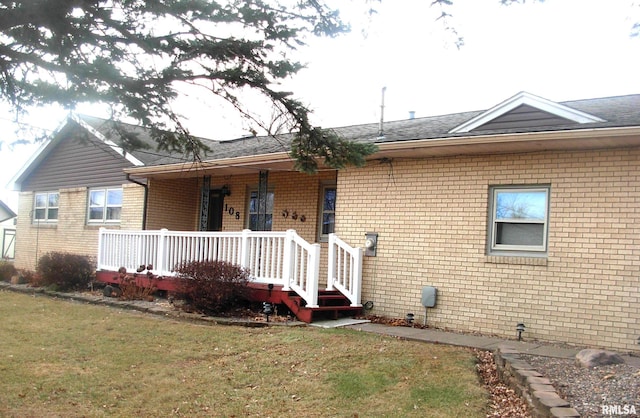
[225,204,241,220]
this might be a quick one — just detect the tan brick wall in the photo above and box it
[145,171,337,278]
[146,177,200,230]
[205,171,337,243]
[14,183,145,271]
[336,148,640,351]
[121,184,145,229]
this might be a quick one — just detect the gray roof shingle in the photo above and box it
[80,93,640,166]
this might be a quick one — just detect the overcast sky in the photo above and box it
[1,0,639,210]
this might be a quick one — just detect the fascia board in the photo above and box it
[7,117,69,191]
[72,115,145,167]
[376,126,640,154]
[124,151,293,176]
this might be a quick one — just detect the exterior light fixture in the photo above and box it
[221,185,231,196]
[516,323,526,341]
[263,302,274,322]
[406,313,415,327]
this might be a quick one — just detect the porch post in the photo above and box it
[281,229,294,291]
[240,229,251,270]
[305,243,321,308]
[157,228,168,275]
[97,227,106,270]
[257,170,268,231]
[199,176,211,231]
[326,233,336,291]
[350,247,364,307]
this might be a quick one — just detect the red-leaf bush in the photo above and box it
[37,252,95,291]
[176,260,250,315]
[0,261,16,282]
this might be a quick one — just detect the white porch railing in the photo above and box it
[97,228,322,307]
[327,233,363,307]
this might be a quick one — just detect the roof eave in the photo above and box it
[125,126,640,178]
[124,151,297,178]
[372,126,640,160]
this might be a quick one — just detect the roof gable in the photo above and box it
[449,92,606,134]
[0,200,16,223]
[10,115,144,191]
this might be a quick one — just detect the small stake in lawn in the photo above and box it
[263,302,274,322]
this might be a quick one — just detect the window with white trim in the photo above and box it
[318,184,336,241]
[88,187,123,223]
[488,186,549,255]
[33,192,59,222]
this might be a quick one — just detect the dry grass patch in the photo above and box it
[0,291,488,417]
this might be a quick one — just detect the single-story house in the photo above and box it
[0,200,17,260]
[11,92,640,352]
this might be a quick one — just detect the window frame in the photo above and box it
[318,183,337,242]
[246,188,274,231]
[33,191,59,223]
[488,185,550,256]
[87,187,123,224]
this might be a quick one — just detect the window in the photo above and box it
[88,188,123,223]
[488,186,549,254]
[318,185,336,241]
[33,192,59,222]
[248,190,274,231]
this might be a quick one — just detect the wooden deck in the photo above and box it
[95,271,362,323]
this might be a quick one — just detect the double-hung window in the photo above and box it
[88,187,123,223]
[33,192,59,222]
[488,186,549,255]
[318,184,336,241]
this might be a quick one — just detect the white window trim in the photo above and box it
[488,185,550,255]
[318,183,337,242]
[33,191,59,223]
[87,187,123,224]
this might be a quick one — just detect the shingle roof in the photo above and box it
[202,93,640,162]
[79,93,640,166]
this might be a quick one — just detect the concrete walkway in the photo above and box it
[313,319,640,367]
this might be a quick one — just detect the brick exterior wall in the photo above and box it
[14,183,145,271]
[146,177,201,230]
[336,148,640,352]
[146,171,337,277]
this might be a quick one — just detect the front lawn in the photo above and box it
[0,291,488,417]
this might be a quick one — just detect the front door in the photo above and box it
[207,189,225,231]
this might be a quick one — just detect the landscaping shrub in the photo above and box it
[176,260,250,315]
[0,261,17,282]
[115,265,162,301]
[37,252,95,291]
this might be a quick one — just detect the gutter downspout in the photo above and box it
[126,174,148,230]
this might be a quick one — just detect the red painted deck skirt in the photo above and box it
[95,270,362,323]
[95,270,284,302]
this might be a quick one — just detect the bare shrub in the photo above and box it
[176,260,250,315]
[37,252,94,291]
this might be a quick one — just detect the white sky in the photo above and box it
[1,0,639,211]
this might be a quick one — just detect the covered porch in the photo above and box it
[96,228,363,322]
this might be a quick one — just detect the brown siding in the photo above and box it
[21,132,134,191]
[473,104,577,131]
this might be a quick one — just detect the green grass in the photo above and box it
[0,290,488,417]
